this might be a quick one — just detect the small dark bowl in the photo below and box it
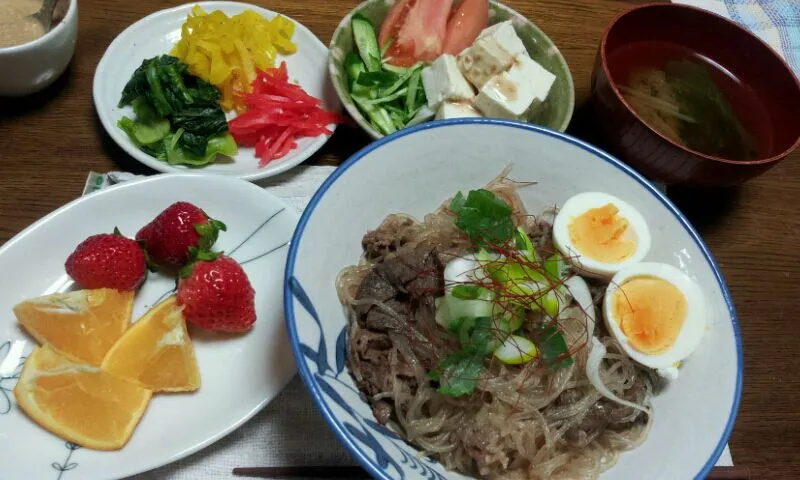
[592,3,800,187]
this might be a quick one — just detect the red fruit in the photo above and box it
[136,202,226,269]
[65,231,147,291]
[176,252,256,332]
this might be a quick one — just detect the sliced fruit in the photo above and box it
[102,296,201,393]
[13,345,152,450]
[177,252,256,332]
[135,201,227,269]
[14,289,134,366]
[64,231,148,291]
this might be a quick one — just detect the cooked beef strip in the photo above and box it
[364,299,406,332]
[361,215,419,261]
[347,244,446,424]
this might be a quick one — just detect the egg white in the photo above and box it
[552,192,651,278]
[603,262,707,370]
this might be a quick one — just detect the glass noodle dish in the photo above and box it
[336,170,708,479]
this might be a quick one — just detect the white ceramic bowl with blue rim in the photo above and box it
[284,119,741,480]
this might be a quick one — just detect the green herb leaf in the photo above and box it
[533,324,573,370]
[451,285,483,300]
[449,189,514,248]
[436,352,483,397]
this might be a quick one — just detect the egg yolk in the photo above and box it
[611,276,687,354]
[568,203,636,263]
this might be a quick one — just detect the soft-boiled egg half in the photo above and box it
[552,192,651,278]
[603,262,707,376]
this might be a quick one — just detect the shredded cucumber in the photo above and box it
[351,14,381,72]
[346,16,427,134]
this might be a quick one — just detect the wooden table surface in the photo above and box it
[1,0,798,478]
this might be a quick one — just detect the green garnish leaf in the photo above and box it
[533,324,573,370]
[450,189,514,248]
[435,352,483,397]
[451,285,483,300]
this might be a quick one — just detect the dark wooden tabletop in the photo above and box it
[1,0,798,478]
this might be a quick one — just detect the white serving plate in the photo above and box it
[0,174,298,479]
[93,2,340,182]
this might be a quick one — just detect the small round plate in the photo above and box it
[0,174,298,479]
[93,2,340,182]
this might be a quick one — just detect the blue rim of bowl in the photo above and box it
[283,117,743,480]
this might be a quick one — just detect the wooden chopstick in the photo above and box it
[232,466,371,478]
[233,465,750,479]
[707,466,751,479]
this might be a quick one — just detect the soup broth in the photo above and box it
[608,41,772,161]
[0,0,45,49]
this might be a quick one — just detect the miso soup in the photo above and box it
[608,41,772,161]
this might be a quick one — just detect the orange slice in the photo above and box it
[13,345,152,450]
[102,296,200,393]
[13,289,134,366]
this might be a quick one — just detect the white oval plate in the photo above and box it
[93,2,340,182]
[0,174,298,479]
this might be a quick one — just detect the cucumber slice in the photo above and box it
[405,70,422,114]
[359,87,408,105]
[344,51,366,84]
[351,14,381,72]
[494,335,538,365]
[405,105,435,127]
[352,95,396,135]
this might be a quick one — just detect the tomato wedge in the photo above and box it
[442,0,489,56]
[378,0,452,67]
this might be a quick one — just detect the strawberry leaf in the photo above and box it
[180,247,219,278]
[193,216,226,251]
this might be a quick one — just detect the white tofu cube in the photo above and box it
[472,55,556,120]
[457,20,527,89]
[435,101,482,120]
[421,54,475,109]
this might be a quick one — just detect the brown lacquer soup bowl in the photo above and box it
[592,3,800,187]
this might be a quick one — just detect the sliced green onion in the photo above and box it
[494,335,538,365]
[458,317,477,346]
[445,288,493,320]
[434,297,448,329]
[544,254,569,281]
[451,285,484,300]
[488,262,546,285]
[514,227,536,261]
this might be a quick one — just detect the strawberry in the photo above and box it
[65,229,147,291]
[136,202,226,269]
[176,250,255,332]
